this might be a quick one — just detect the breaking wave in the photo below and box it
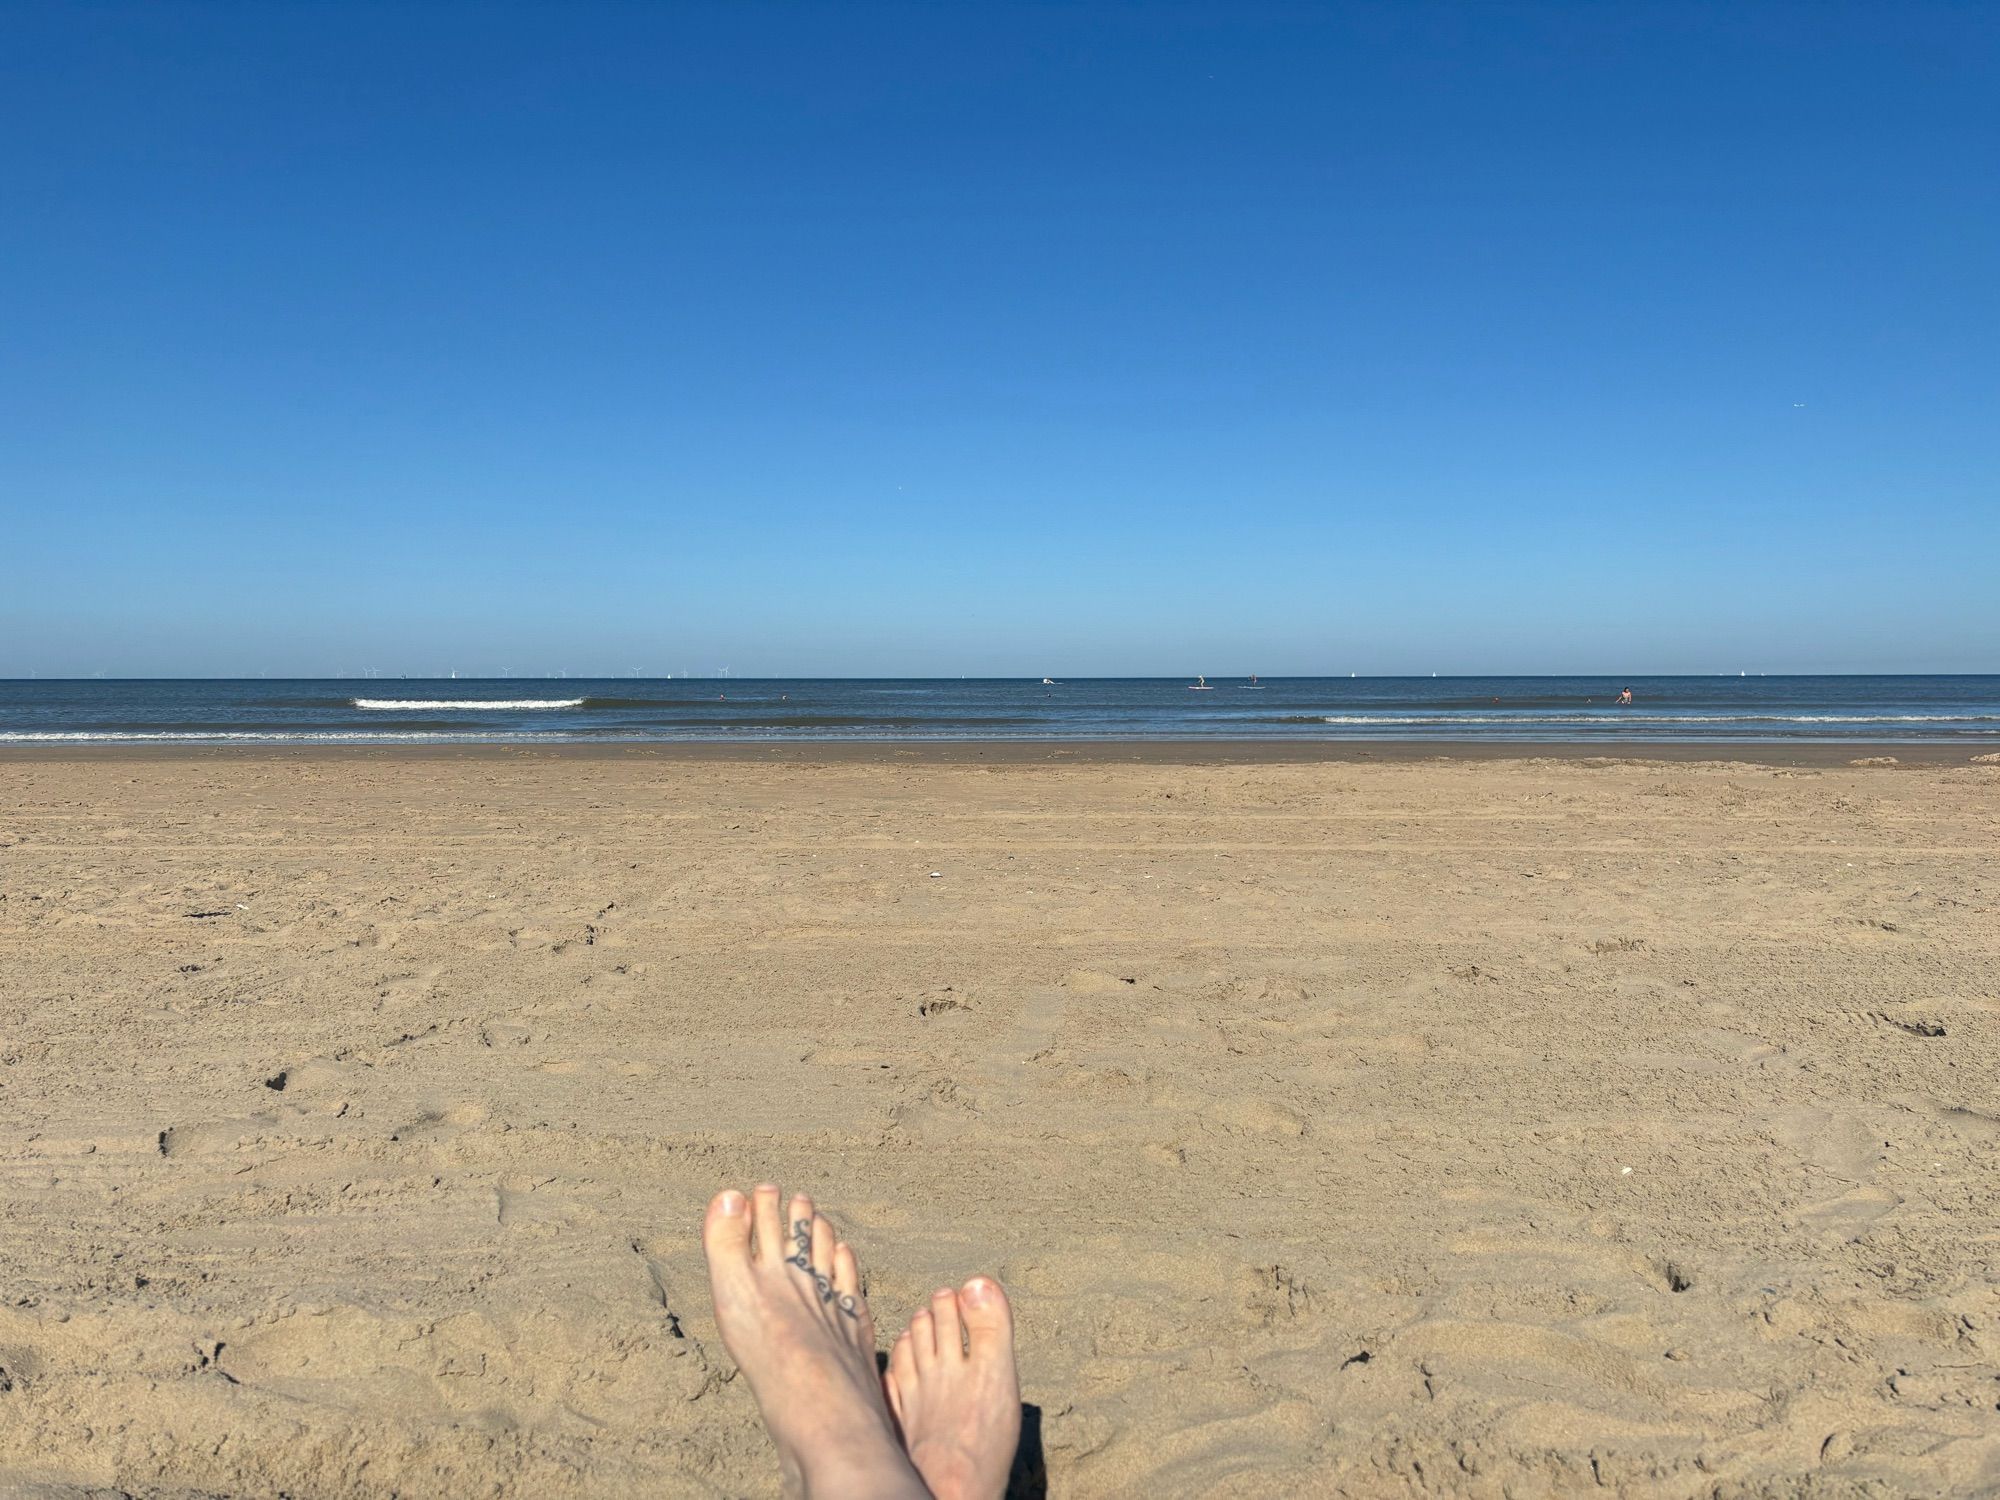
[352,698,585,711]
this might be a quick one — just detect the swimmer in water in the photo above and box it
[1616,687,1633,706]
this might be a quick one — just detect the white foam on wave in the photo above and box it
[351,698,585,711]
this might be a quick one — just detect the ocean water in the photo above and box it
[2,677,1997,744]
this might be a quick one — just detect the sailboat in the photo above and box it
[1189,675,1213,690]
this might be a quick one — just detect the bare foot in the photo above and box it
[702,1184,928,1500]
[886,1277,1022,1500]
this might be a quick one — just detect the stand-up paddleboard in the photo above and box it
[1189,675,1214,690]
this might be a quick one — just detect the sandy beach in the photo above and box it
[2,746,1997,1499]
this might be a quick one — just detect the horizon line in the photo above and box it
[6,672,1999,684]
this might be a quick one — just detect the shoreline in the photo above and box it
[3,735,1997,767]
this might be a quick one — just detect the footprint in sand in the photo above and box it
[1800,1183,1904,1235]
[1931,1102,2000,1141]
[628,1237,698,1338]
[1239,1263,1321,1326]
[1063,969,1135,995]
[478,1019,534,1048]
[1766,1104,1901,1233]
[493,1174,557,1228]
[1204,1096,1309,1137]
[391,1102,488,1142]
[1767,1104,1880,1180]
[157,1111,282,1158]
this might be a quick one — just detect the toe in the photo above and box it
[889,1329,918,1389]
[750,1183,785,1265]
[785,1193,816,1268]
[958,1276,1015,1362]
[832,1240,863,1300]
[832,1241,876,1343]
[701,1189,753,1283]
[932,1286,966,1361]
[810,1213,837,1279]
[909,1307,938,1373]
[886,1333,914,1425]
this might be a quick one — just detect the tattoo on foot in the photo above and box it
[787,1217,860,1317]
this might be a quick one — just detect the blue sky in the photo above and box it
[3,1,1995,676]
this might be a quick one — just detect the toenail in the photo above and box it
[716,1190,746,1215]
[962,1278,994,1305]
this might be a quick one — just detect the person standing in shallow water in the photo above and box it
[702,1183,1023,1499]
[1616,687,1634,706]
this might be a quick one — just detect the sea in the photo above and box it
[1,677,1997,745]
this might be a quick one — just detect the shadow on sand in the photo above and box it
[1008,1402,1046,1498]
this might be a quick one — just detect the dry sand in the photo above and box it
[1,748,1997,1498]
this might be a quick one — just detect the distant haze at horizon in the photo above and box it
[4,3,1995,677]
